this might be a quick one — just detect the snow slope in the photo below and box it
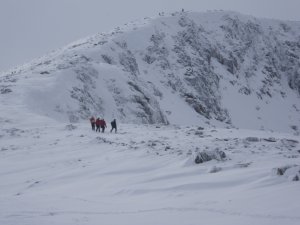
[0,118,300,225]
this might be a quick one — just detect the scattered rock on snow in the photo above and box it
[4,128,24,137]
[273,166,291,175]
[272,165,300,181]
[194,131,204,136]
[95,137,114,144]
[65,124,77,131]
[245,137,260,142]
[164,146,171,151]
[194,149,226,164]
[235,162,252,168]
[0,87,12,94]
[263,137,277,142]
[208,165,222,173]
[40,71,50,75]
[281,139,299,148]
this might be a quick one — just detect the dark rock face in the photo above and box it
[172,16,229,121]
[127,82,168,124]
[70,66,103,120]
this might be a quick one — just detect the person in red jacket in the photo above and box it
[95,118,101,132]
[100,119,107,133]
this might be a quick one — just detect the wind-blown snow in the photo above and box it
[0,117,300,225]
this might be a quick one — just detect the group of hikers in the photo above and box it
[89,116,117,133]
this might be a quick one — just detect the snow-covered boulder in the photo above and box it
[272,165,300,181]
[194,149,226,164]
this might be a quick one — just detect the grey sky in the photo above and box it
[1,0,300,72]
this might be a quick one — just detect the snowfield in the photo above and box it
[0,117,299,225]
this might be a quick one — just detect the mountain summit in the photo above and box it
[1,11,300,132]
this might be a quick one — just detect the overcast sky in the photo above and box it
[1,0,300,72]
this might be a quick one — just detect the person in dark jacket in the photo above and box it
[95,118,101,132]
[100,119,107,133]
[90,116,96,131]
[110,119,117,133]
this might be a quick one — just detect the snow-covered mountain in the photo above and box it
[1,10,300,132]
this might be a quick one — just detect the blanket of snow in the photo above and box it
[1,112,300,225]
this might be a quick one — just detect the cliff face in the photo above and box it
[1,11,300,132]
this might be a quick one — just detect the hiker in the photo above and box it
[110,119,117,133]
[95,118,101,132]
[100,119,107,133]
[89,116,96,131]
